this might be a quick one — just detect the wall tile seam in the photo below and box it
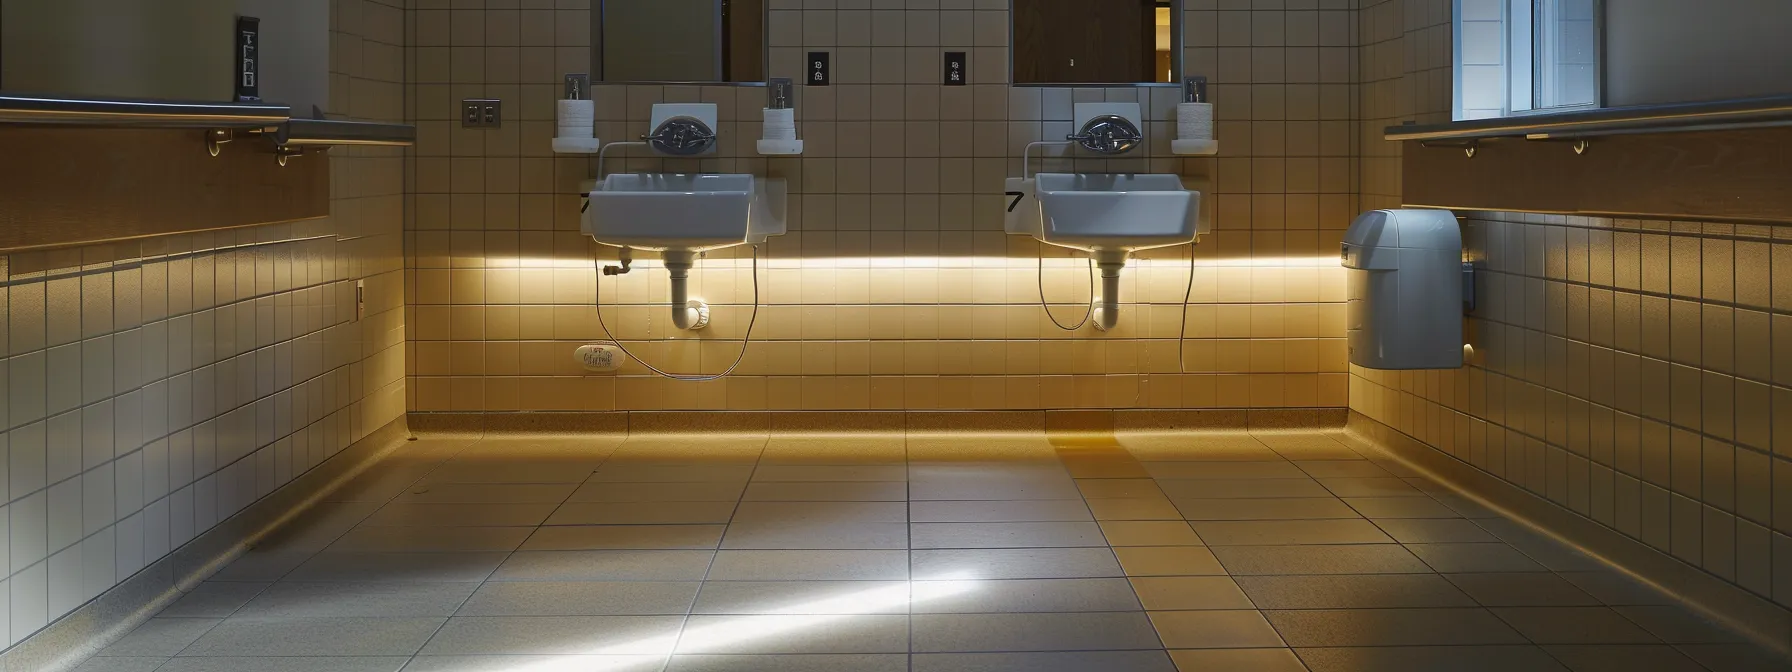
[1465,275,1784,318]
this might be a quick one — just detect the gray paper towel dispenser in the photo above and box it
[1341,209,1463,370]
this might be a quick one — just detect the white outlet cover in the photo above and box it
[574,343,627,372]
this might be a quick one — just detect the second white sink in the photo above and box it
[1030,173,1199,255]
[583,173,786,253]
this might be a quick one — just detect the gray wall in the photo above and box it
[2,0,236,100]
[0,0,327,110]
[1604,0,1792,106]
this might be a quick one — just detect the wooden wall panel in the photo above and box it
[0,126,329,251]
[1400,127,1792,224]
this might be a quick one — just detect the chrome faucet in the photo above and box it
[642,115,716,156]
[1067,114,1142,155]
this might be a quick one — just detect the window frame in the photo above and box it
[1453,0,1604,121]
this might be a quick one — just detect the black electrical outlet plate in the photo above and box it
[807,52,830,86]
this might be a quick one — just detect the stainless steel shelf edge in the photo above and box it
[1384,94,1792,142]
[278,119,416,147]
[0,93,289,128]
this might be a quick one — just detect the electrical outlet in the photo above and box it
[462,99,502,128]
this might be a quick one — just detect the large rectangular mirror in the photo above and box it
[595,0,765,83]
[1013,0,1181,85]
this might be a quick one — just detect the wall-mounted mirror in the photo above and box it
[595,0,765,83]
[1013,0,1181,85]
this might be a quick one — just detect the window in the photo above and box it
[1454,0,1601,120]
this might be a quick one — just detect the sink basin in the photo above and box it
[1026,173,1198,254]
[583,173,786,252]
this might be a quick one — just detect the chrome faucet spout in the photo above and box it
[1067,114,1142,155]
[641,115,716,156]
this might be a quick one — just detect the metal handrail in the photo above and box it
[1384,94,1792,142]
[277,119,416,147]
[0,93,289,128]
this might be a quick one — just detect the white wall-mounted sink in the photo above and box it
[1028,173,1199,255]
[583,173,786,253]
[1003,172,1203,331]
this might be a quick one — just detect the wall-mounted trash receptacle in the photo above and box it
[1341,209,1463,370]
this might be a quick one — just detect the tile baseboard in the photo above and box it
[406,409,1348,436]
[1343,410,1792,658]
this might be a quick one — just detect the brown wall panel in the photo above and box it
[0,126,329,251]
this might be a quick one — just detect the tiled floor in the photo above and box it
[73,429,1789,671]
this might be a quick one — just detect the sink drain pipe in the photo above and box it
[661,250,710,330]
[1093,251,1127,331]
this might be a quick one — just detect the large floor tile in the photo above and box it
[1168,649,1308,672]
[180,616,445,656]
[911,548,1124,579]
[731,501,907,525]
[742,481,909,501]
[751,465,908,482]
[393,483,577,504]
[235,581,477,618]
[519,525,726,551]
[95,618,221,657]
[912,612,1163,652]
[1112,546,1227,576]
[910,500,1094,522]
[1210,545,1430,575]
[284,552,510,583]
[1191,519,1393,545]
[1264,608,1528,646]
[1316,477,1425,497]
[1144,461,1307,479]
[490,550,716,581]
[154,658,409,672]
[720,521,909,550]
[458,581,701,616]
[589,464,756,483]
[1490,607,1662,644]
[545,501,738,525]
[1406,543,1548,573]
[327,526,533,552]
[1172,498,1360,521]
[1149,610,1286,648]
[1541,644,1709,671]
[1075,479,1169,499]
[1372,518,1500,543]
[707,550,909,580]
[566,481,746,503]
[913,651,1176,672]
[1445,573,1602,606]
[912,577,1143,613]
[1155,478,1333,499]
[1294,645,1568,671]
[666,654,908,672]
[1343,497,1460,519]
[1611,605,1752,644]
[417,615,685,655]
[401,655,667,671]
[1234,574,1476,609]
[1085,498,1186,521]
[675,614,909,654]
[158,583,267,618]
[361,503,557,527]
[1097,521,1206,546]
[911,522,1108,548]
[692,581,911,615]
[1128,576,1255,610]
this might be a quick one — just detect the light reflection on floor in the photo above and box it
[504,573,980,672]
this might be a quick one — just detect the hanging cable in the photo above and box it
[1178,240,1197,373]
[1038,249,1096,331]
[594,246,760,381]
